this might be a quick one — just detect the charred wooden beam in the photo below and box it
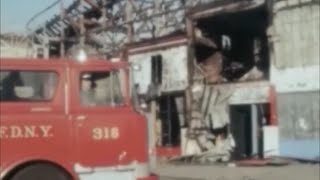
[83,0,101,11]
[191,0,266,20]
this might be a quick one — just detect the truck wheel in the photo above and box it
[10,164,70,180]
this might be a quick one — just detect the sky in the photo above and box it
[0,0,73,34]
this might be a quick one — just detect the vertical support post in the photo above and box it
[43,26,50,59]
[154,0,162,37]
[185,17,195,127]
[150,100,157,168]
[251,104,258,156]
[79,0,86,48]
[31,34,38,58]
[167,96,172,146]
[79,15,86,48]
[60,29,65,58]
[126,0,134,42]
[60,0,65,58]
[147,0,163,165]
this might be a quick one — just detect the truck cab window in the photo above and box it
[79,71,124,106]
[0,71,57,102]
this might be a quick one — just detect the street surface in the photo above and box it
[155,163,320,180]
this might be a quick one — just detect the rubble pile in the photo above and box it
[179,82,236,163]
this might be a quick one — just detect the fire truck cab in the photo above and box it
[0,58,156,180]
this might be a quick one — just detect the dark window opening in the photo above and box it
[47,41,61,58]
[195,6,270,83]
[151,55,163,85]
[157,93,184,147]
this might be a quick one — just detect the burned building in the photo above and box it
[32,0,320,162]
[126,0,278,162]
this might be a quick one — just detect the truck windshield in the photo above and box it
[79,70,124,106]
[0,70,57,102]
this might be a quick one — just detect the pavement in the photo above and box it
[154,163,320,180]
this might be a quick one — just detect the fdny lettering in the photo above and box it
[92,127,119,140]
[0,125,53,139]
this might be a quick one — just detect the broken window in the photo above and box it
[194,6,270,83]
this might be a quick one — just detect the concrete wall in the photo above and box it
[277,91,320,159]
[270,0,320,159]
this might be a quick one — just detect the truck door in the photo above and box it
[70,66,132,168]
[0,64,71,166]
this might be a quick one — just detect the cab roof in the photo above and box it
[0,58,128,69]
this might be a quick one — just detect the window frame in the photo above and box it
[0,70,60,103]
[77,69,126,107]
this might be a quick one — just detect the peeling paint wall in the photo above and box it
[128,45,189,94]
[270,1,320,159]
[216,82,271,105]
[271,65,319,92]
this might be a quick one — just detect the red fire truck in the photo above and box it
[0,58,157,180]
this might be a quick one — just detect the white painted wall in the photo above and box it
[271,65,320,93]
[270,2,320,93]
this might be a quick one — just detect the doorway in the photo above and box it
[230,103,269,160]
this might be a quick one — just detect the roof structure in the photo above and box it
[32,0,224,57]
